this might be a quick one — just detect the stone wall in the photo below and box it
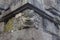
[0,0,60,40]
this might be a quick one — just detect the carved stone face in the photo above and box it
[21,13,34,25]
[15,11,35,30]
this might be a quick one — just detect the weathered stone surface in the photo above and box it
[43,19,58,34]
[0,0,60,40]
[0,32,12,40]
[0,22,4,32]
[11,28,43,40]
[42,31,52,40]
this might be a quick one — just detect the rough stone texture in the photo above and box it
[0,32,12,40]
[44,19,58,34]
[43,0,56,9]
[0,28,52,40]
[11,28,43,40]
[0,9,53,40]
[42,31,52,40]
[0,0,60,40]
[0,22,4,32]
